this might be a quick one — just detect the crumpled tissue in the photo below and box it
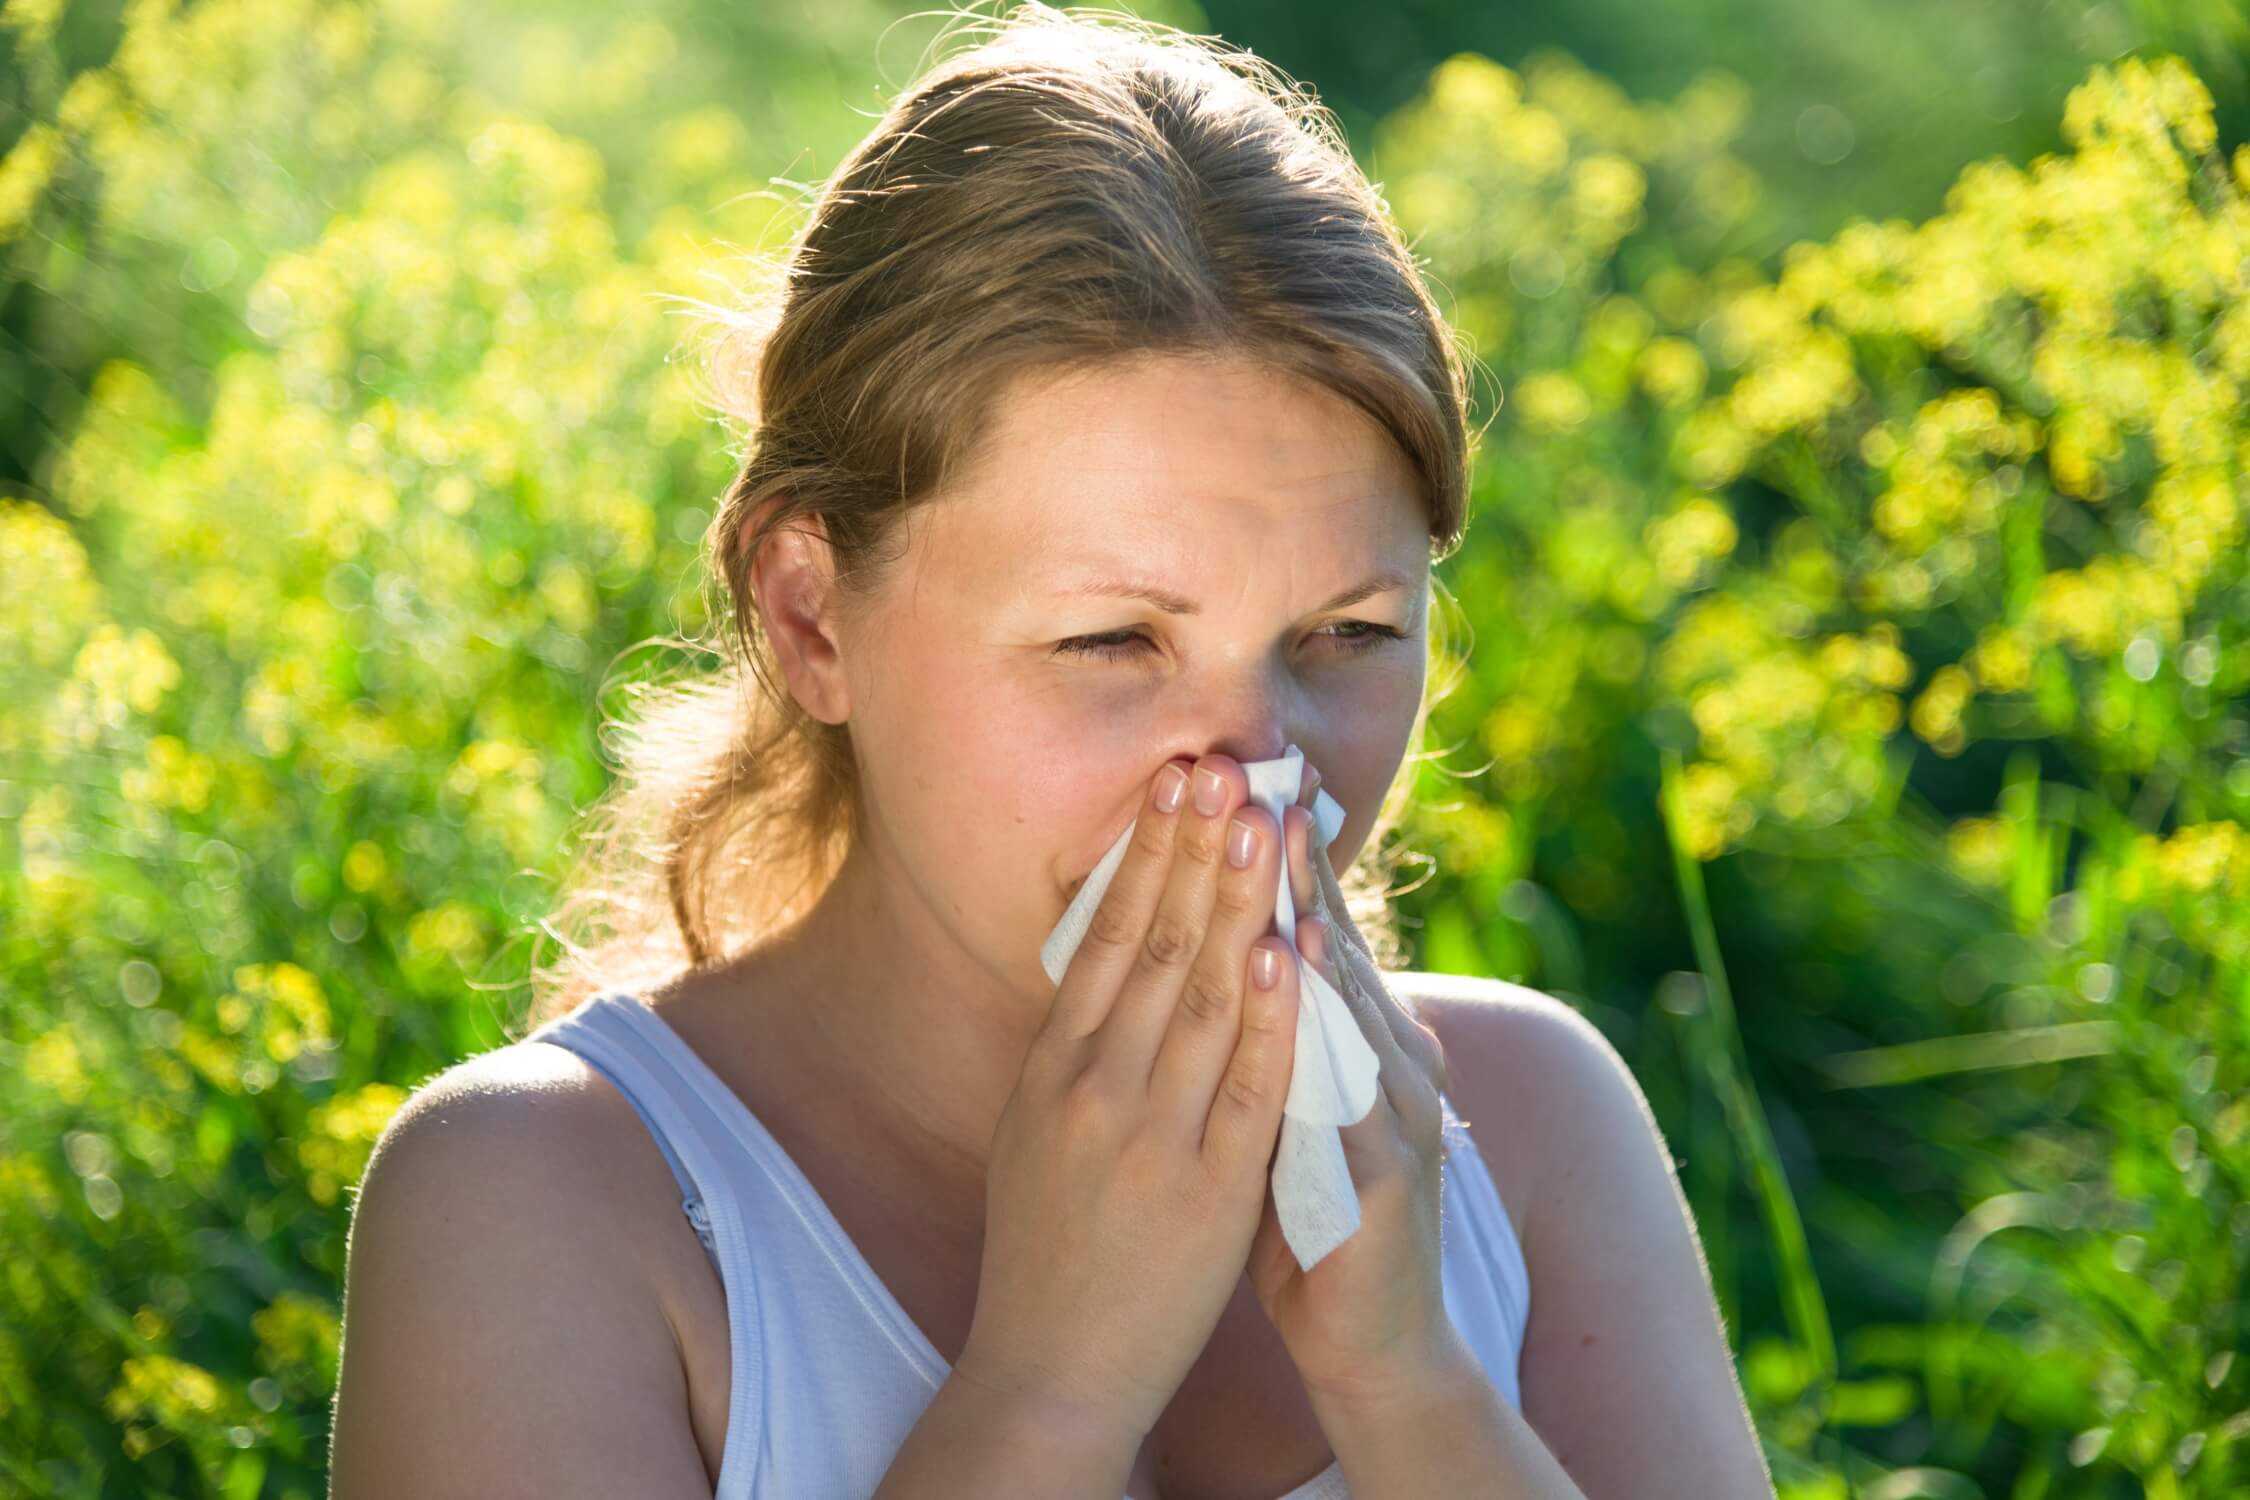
[1038,743,1378,1270]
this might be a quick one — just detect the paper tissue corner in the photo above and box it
[1038,744,1379,1270]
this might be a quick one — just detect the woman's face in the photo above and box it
[800,350,1432,997]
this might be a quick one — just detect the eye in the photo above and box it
[1052,620,1408,661]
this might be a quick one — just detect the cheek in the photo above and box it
[877,669,1135,876]
[1306,671,1427,865]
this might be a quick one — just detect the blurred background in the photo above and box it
[5,0,2249,1494]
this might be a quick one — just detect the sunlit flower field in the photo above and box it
[3,0,2245,1493]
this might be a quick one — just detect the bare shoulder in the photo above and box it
[363,1036,632,1155]
[1390,971,1776,1495]
[328,1039,716,1499]
[1384,971,1638,1254]
[348,1039,687,1267]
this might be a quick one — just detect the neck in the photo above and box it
[748,836,1050,1193]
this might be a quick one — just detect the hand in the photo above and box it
[1244,768,1462,1407]
[957,754,1305,1449]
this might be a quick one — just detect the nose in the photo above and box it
[1176,734,1314,786]
[1185,708,1293,773]
[1201,740,1289,773]
[1158,648,1323,771]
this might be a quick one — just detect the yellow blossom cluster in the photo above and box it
[1943,813,2015,888]
[0,0,893,1484]
[298,1082,408,1205]
[442,737,567,868]
[1735,56,2247,737]
[215,963,334,1067]
[1656,596,1909,854]
[1387,53,2248,856]
[2111,820,2250,961]
[1375,52,1755,359]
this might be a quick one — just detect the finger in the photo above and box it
[1296,924,1412,1153]
[1283,760,1324,916]
[1305,850,1444,1099]
[1298,833,1401,1056]
[1307,830,1376,967]
[1330,930,1448,1135]
[1292,910,1384,1080]
[1199,939,1301,1174]
[1305,832,1422,1065]
[1089,755,1249,1074]
[1145,800,1288,1119]
[1284,805,1316,918]
[1362,949,1448,1099]
[1043,757,1197,1042]
[1299,880,1443,1132]
[1298,825,1451,1129]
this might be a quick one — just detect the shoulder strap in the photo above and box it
[525,993,769,1491]
[527,998,720,1267]
[1439,1094,1532,1328]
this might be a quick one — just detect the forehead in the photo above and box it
[921,353,1428,570]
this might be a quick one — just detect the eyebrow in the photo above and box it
[1056,566,1421,616]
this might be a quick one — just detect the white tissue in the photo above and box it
[1039,743,1379,1270]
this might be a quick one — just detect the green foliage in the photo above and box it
[0,0,854,1489]
[3,0,2246,1495]
[1381,45,2249,1497]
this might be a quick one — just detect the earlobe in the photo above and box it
[747,510,851,725]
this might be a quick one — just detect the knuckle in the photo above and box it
[1057,1063,1126,1133]
[1021,1026,1083,1087]
[1211,865,1264,920]
[1141,907,1200,967]
[1238,972,1290,1035]
[1177,966,1237,1028]
[1219,1062,1270,1115]
[1083,895,1142,954]
[1131,809,1176,860]
[1176,817,1225,868]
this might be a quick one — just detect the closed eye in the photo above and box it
[1053,620,1408,661]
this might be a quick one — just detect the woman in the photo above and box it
[326,5,1775,1497]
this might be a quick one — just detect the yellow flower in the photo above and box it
[1945,815,2013,887]
[71,624,181,720]
[1636,337,1708,408]
[1513,370,1592,432]
[1646,495,1739,589]
[1909,664,1975,756]
[1965,626,2034,694]
[0,121,60,243]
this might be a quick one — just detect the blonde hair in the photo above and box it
[514,2,1480,1034]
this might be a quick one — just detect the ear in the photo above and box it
[743,499,851,726]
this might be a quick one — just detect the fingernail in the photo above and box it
[1253,945,1281,989]
[1193,765,1227,816]
[1153,764,1187,813]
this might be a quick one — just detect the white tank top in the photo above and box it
[523,990,1530,1500]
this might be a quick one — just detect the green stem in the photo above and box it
[1657,748,1838,1399]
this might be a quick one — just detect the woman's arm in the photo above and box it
[1419,984,1780,1499]
[328,1055,717,1499]
[331,1048,1148,1500]
[1308,1331,1587,1498]
[869,1368,1144,1498]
